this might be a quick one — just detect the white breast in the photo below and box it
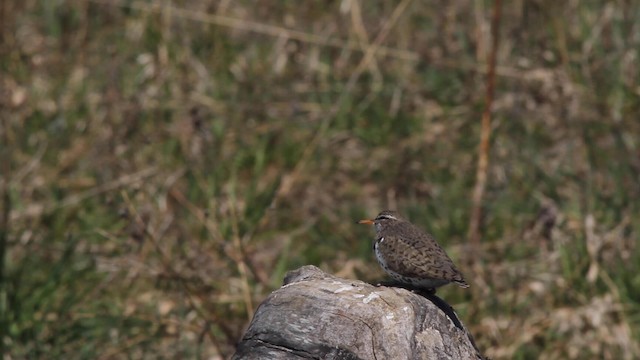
[374,237,391,273]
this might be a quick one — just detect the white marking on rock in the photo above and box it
[386,312,395,320]
[334,285,354,293]
[363,292,380,304]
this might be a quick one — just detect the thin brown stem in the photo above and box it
[468,0,502,247]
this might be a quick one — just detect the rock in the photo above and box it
[233,265,484,360]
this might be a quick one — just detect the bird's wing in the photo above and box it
[382,224,466,283]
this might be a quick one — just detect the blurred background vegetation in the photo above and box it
[1,0,639,358]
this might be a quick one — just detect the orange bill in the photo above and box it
[357,219,374,225]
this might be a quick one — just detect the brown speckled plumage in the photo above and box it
[360,210,469,290]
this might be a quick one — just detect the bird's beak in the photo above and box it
[357,219,374,225]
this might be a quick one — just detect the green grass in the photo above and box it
[1,0,640,358]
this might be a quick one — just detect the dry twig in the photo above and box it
[468,0,502,247]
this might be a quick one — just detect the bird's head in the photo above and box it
[358,210,404,233]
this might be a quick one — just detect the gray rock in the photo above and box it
[233,265,484,360]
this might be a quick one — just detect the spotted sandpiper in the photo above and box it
[358,210,469,291]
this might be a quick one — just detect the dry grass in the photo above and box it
[1,0,639,358]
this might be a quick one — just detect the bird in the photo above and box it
[358,210,469,291]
